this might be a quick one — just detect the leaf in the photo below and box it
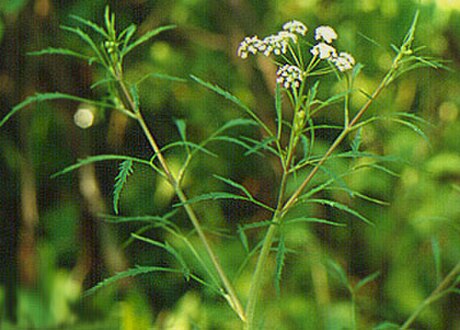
[51,154,151,178]
[355,271,380,291]
[160,141,217,158]
[27,47,95,62]
[326,259,351,291]
[122,25,176,56]
[137,72,187,85]
[132,234,189,274]
[60,25,106,66]
[113,160,134,214]
[303,198,374,226]
[388,117,430,144]
[213,175,253,199]
[70,14,109,39]
[275,232,286,296]
[84,265,181,296]
[174,192,274,212]
[372,322,401,330]
[175,119,187,143]
[237,225,249,253]
[285,217,346,227]
[1,92,116,128]
[190,75,272,136]
[351,127,362,154]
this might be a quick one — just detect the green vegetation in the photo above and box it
[0,1,459,329]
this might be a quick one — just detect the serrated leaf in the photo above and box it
[113,160,134,214]
[275,232,286,296]
[355,271,380,291]
[1,92,116,128]
[190,75,272,136]
[304,198,374,226]
[84,265,181,296]
[51,154,151,178]
[122,25,176,56]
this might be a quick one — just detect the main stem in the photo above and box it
[115,73,246,322]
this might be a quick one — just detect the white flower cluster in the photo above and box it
[237,20,307,59]
[237,21,356,87]
[310,25,355,72]
[276,64,305,89]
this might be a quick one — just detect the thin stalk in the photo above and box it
[400,260,460,330]
[114,71,246,322]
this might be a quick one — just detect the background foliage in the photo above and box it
[0,0,459,329]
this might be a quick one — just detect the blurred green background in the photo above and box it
[0,0,459,329]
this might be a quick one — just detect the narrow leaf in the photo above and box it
[85,265,181,296]
[237,225,249,253]
[305,198,374,226]
[327,259,351,291]
[70,14,109,38]
[113,160,134,214]
[51,155,151,178]
[122,25,176,56]
[355,271,380,291]
[190,75,272,136]
[285,217,346,227]
[137,72,187,85]
[275,232,286,296]
[213,175,253,199]
[1,92,115,128]
[28,47,94,62]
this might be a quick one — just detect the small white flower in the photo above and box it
[276,64,305,89]
[330,52,356,72]
[237,35,264,59]
[283,20,308,36]
[310,42,337,59]
[315,26,338,44]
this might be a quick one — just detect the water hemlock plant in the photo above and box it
[2,7,458,330]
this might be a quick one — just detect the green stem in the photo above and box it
[115,72,246,322]
[400,260,460,330]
